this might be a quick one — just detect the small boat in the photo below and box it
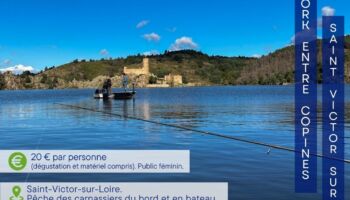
[94,79,136,100]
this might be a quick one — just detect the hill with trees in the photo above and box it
[0,36,349,90]
[39,50,255,86]
[237,35,350,84]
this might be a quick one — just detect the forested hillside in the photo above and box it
[1,36,349,90]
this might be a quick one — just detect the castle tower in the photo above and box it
[142,58,149,74]
[123,57,150,75]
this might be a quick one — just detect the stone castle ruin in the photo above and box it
[123,57,183,87]
[123,58,150,76]
[164,74,183,86]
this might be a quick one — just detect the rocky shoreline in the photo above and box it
[0,72,199,90]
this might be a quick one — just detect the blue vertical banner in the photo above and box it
[322,16,345,200]
[294,0,318,193]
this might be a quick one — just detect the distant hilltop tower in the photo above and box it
[123,57,150,76]
[143,57,149,74]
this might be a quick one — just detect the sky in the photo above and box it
[0,0,349,72]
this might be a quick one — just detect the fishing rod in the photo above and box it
[55,103,350,164]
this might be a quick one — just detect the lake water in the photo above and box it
[0,86,349,200]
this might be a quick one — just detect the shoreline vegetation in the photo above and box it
[1,36,349,90]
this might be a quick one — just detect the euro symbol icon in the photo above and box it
[8,152,27,171]
[44,153,50,161]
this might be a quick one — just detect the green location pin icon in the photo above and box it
[12,186,21,197]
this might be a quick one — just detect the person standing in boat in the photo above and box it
[103,79,112,95]
[107,79,112,95]
[122,73,128,92]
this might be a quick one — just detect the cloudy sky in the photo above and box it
[0,0,349,72]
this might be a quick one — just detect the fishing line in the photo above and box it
[55,103,350,164]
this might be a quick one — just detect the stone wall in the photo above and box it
[164,74,183,86]
[123,58,149,76]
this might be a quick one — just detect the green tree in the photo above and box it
[149,75,157,84]
[25,76,31,83]
[53,77,59,86]
[47,77,59,89]
[47,78,54,89]
[0,74,6,90]
[41,74,48,84]
[20,70,34,78]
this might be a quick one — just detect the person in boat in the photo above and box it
[122,73,128,92]
[102,79,112,95]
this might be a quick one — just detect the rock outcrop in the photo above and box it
[0,72,149,90]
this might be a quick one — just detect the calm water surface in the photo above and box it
[0,86,349,200]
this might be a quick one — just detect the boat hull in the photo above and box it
[113,92,135,100]
[94,94,114,99]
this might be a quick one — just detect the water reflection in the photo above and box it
[97,99,137,120]
[1,86,350,200]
